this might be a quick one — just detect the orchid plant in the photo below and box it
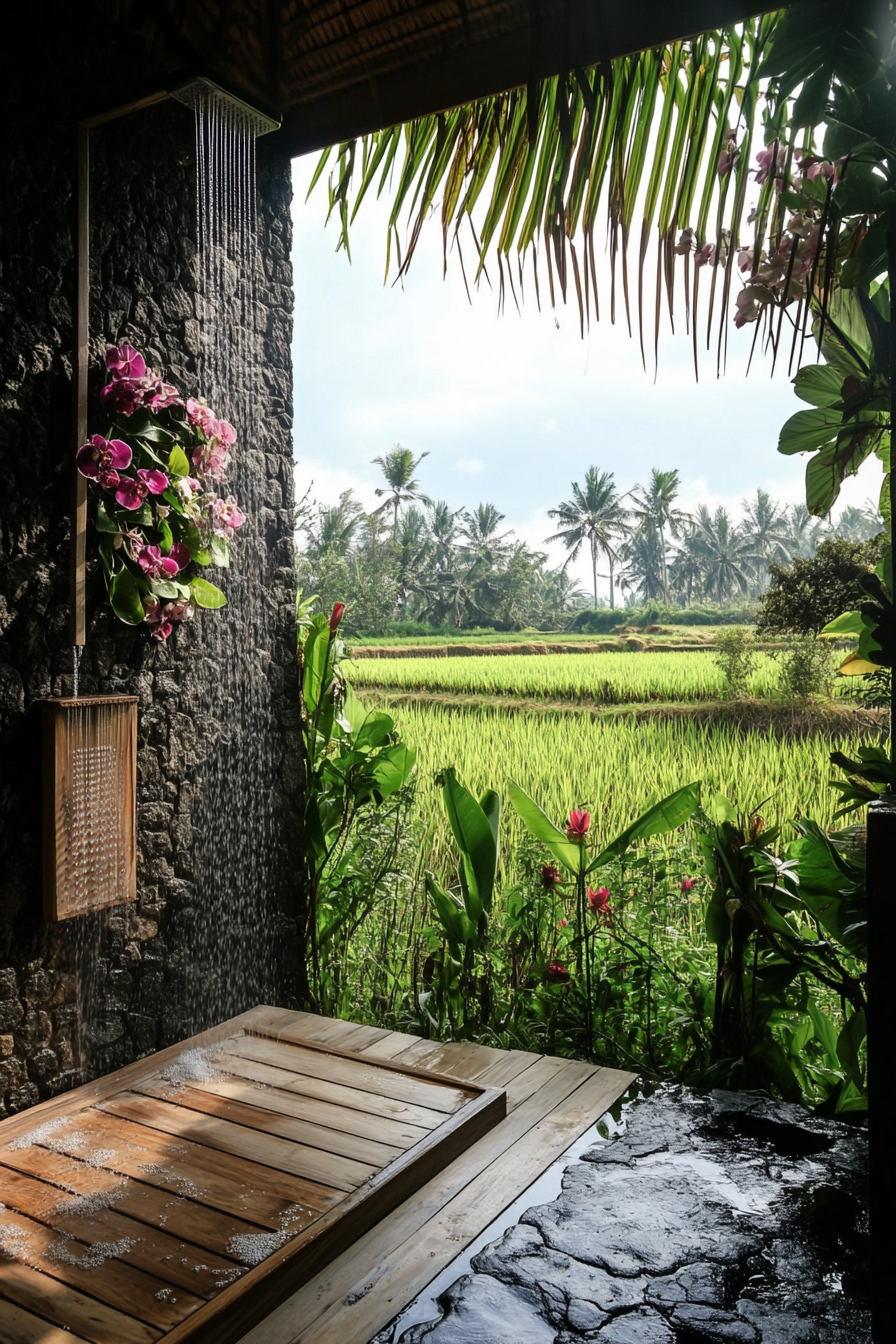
[77,344,245,640]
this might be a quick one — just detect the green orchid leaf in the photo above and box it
[151,580,181,599]
[95,495,119,534]
[168,444,191,477]
[158,519,174,553]
[210,534,231,569]
[110,569,146,625]
[190,577,227,609]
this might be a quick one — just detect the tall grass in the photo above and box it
[378,701,857,887]
[350,650,780,704]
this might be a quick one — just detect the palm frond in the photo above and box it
[313,14,783,373]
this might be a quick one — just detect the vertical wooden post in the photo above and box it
[71,122,89,648]
[867,793,896,1343]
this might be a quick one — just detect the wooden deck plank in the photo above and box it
[0,1149,273,1254]
[0,1262,163,1344]
[133,1080,407,1167]
[292,1066,635,1344]
[0,1166,241,1296]
[0,1296,94,1344]
[414,1040,510,1080]
[234,1035,470,1113]
[0,1206,205,1328]
[157,1073,433,1148]
[96,1093,377,1191]
[236,1056,629,1344]
[360,1031,423,1060]
[215,1043,447,1129]
[9,1108,340,1227]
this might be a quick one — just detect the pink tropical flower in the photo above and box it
[754,143,785,185]
[566,810,590,842]
[115,477,148,510]
[192,440,230,481]
[558,918,568,928]
[545,961,570,984]
[140,376,181,411]
[541,864,562,891]
[211,496,245,538]
[717,127,739,177]
[694,242,715,269]
[680,877,698,894]
[133,541,190,579]
[143,594,194,641]
[213,418,237,446]
[139,468,169,495]
[76,435,132,487]
[186,398,218,436]
[588,886,612,923]
[100,377,143,416]
[329,601,346,633]
[105,344,146,380]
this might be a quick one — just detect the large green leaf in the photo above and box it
[442,767,498,920]
[189,577,227,609]
[589,782,701,870]
[168,444,191,477]
[777,407,844,456]
[792,365,843,409]
[508,780,583,875]
[109,569,146,625]
[786,819,866,957]
[425,874,477,952]
[369,743,415,800]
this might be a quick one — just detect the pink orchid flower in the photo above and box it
[76,435,132,488]
[211,496,245,538]
[186,398,218,436]
[566,810,590,842]
[143,594,193,641]
[694,242,715,268]
[105,344,146,380]
[114,469,168,511]
[100,377,143,416]
[134,541,191,579]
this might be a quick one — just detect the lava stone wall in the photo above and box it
[0,97,301,1115]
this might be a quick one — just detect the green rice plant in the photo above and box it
[348,650,781,704]
[374,701,860,889]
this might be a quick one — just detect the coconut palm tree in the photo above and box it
[836,502,885,543]
[617,521,666,604]
[739,489,791,590]
[669,529,706,607]
[782,504,827,559]
[461,503,514,567]
[371,445,432,532]
[691,505,763,604]
[427,500,462,571]
[545,467,629,608]
[303,489,363,559]
[629,469,690,600]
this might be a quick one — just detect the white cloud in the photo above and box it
[456,457,485,475]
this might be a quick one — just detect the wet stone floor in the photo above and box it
[389,1086,870,1344]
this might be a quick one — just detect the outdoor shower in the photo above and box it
[45,77,280,922]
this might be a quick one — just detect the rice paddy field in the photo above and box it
[350,649,779,704]
[321,643,875,1103]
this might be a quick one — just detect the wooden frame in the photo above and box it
[0,1008,506,1344]
[41,696,138,921]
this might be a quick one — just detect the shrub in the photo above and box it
[757,535,885,636]
[714,628,757,696]
[773,635,842,699]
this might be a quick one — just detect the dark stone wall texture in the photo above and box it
[0,91,301,1114]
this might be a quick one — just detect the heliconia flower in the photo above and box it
[680,877,698,894]
[211,496,245,539]
[76,435,132,487]
[588,886,612,923]
[138,468,169,495]
[105,344,146,380]
[100,377,143,416]
[545,961,570,984]
[143,594,194,641]
[558,918,568,928]
[541,864,562,891]
[566,810,590,842]
[329,601,346,633]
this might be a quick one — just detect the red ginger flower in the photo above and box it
[541,864,562,891]
[329,602,346,633]
[545,961,570,984]
[566,810,590,842]
[588,886,612,924]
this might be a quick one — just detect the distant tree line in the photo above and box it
[296,447,883,634]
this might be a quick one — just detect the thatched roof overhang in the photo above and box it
[86,0,774,155]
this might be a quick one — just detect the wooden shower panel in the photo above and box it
[41,695,138,921]
[0,1007,506,1344]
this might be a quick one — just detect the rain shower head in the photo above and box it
[170,77,281,136]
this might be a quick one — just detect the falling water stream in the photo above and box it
[172,85,284,1028]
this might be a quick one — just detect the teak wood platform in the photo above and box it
[0,1010,635,1344]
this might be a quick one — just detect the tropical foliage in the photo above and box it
[79,344,242,639]
[298,450,882,631]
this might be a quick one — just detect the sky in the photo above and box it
[289,153,877,600]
